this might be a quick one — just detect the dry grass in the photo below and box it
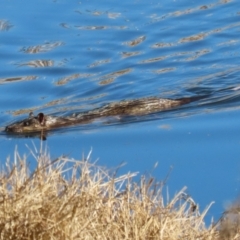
[0,146,237,239]
[217,200,240,240]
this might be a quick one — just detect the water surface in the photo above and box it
[1,0,240,223]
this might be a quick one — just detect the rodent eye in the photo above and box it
[23,121,29,126]
[37,113,45,124]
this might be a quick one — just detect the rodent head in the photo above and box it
[5,112,46,133]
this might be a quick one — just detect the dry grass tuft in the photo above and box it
[0,146,236,239]
[218,199,240,240]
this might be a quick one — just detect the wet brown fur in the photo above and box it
[5,96,198,133]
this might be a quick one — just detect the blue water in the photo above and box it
[1,0,240,223]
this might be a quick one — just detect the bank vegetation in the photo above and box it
[0,146,238,239]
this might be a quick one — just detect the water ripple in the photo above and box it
[17,60,54,68]
[20,41,64,54]
[1,0,240,125]
[0,76,37,84]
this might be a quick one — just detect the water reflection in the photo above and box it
[99,78,114,85]
[121,51,141,58]
[184,49,210,62]
[194,66,240,83]
[108,12,121,19]
[55,73,93,86]
[180,34,206,43]
[76,25,108,30]
[140,56,166,64]
[125,36,146,47]
[0,76,37,84]
[149,0,232,24]
[154,68,176,74]
[152,43,173,48]
[18,60,54,68]
[59,23,70,29]
[88,59,110,68]
[0,20,12,31]
[75,9,121,19]
[20,42,64,54]
[98,68,132,84]
[217,39,239,46]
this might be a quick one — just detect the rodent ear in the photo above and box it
[37,113,45,124]
[29,112,34,118]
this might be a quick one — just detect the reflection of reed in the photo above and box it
[55,73,93,86]
[98,68,132,84]
[0,76,37,84]
[152,43,174,48]
[19,60,54,68]
[149,1,231,24]
[121,51,141,58]
[103,68,132,78]
[21,41,63,54]
[154,68,176,74]
[99,78,114,85]
[108,12,121,19]
[0,20,12,31]
[76,25,126,30]
[180,33,206,43]
[75,9,121,19]
[184,49,210,61]
[140,56,166,64]
[76,26,107,30]
[88,59,110,68]
[125,36,146,47]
